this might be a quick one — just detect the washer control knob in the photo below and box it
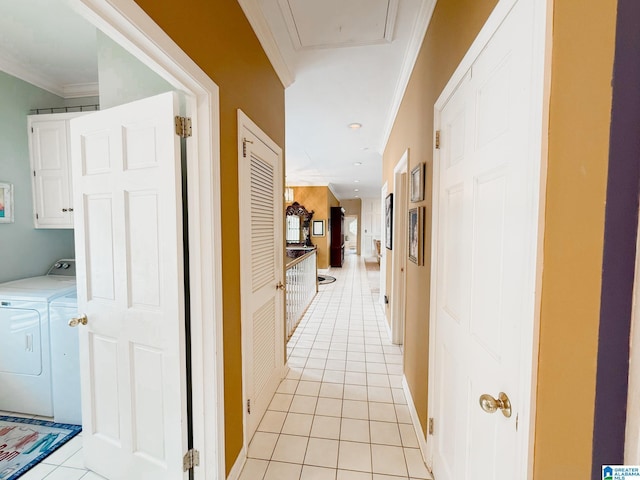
[62,263,70,269]
[54,263,62,269]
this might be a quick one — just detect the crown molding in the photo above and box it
[0,55,99,99]
[0,55,65,97]
[379,0,437,154]
[237,0,295,88]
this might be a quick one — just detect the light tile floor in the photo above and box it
[0,411,104,480]
[240,254,433,480]
[4,254,431,480]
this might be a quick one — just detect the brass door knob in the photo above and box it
[68,314,88,327]
[276,282,285,291]
[479,392,512,418]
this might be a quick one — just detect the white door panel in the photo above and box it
[70,92,188,480]
[431,1,539,478]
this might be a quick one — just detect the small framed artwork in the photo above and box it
[312,220,325,237]
[0,182,14,224]
[408,206,424,265]
[385,193,393,250]
[410,163,425,202]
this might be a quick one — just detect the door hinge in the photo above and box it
[175,116,192,138]
[242,137,254,158]
[515,413,519,432]
[435,130,441,149]
[33,170,36,177]
[35,213,39,220]
[183,449,200,471]
[247,399,251,414]
[428,417,434,435]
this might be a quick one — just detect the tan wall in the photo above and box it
[133,0,285,474]
[382,0,499,433]
[291,186,333,268]
[382,0,617,475]
[534,1,616,476]
[341,199,362,255]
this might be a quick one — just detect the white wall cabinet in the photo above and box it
[28,113,84,229]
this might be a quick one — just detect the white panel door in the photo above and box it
[238,113,284,440]
[30,119,73,227]
[70,92,189,480]
[431,1,540,478]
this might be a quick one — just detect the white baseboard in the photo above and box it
[384,315,393,343]
[402,376,429,465]
[226,446,247,480]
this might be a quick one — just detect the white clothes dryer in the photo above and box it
[49,291,81,424]
[0,260,76,416]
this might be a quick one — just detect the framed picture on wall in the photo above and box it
[408,206,424,265]
[0,182,14,224]
[312,220,325,237]
[385,193,393,250]
[410,162,425,202]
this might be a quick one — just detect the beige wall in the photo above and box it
[290,186,337,269]
[133,0,285,474]
[382,0,617,476]
[382,0,499,433]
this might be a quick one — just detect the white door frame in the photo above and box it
[625,207,640,463]
[391,150,409,345]
[72,1,224,478]
[426,0,549,477]
[380,182,389,307]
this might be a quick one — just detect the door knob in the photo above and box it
[479,392,512,418]
[276,282,285,291]
[68,314,88,327]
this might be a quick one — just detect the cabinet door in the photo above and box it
[30,119,73,228]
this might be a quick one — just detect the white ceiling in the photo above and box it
[0,0,435,200]
[245,0,435,199]
[0,0,98,98]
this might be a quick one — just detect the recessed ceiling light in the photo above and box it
[354,162,363,166]
[354,180,360,183]
[355,195,359,198]
[348,123,362,130]
[354,189,359,192]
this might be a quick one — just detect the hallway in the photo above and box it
[239,255,432,480]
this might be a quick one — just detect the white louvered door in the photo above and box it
[238,111,284,441]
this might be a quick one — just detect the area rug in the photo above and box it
[318,275,337,285]
[0,416,82,480]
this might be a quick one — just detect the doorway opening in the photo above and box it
[0,1,224,478]
[345,215,359,255]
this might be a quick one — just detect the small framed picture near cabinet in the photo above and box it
[0,182,14,223]
[408,206,424,265]
[312,220,325,237]
[385,193,393,250]
[410,163,425,202]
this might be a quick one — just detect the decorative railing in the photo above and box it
[285,249,318,339]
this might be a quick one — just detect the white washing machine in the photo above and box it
[49,291,81,425]
[0,259,76,417]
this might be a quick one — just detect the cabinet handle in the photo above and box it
[69,208,74,212]
[62,208,68,212]
[61,208,74,213]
